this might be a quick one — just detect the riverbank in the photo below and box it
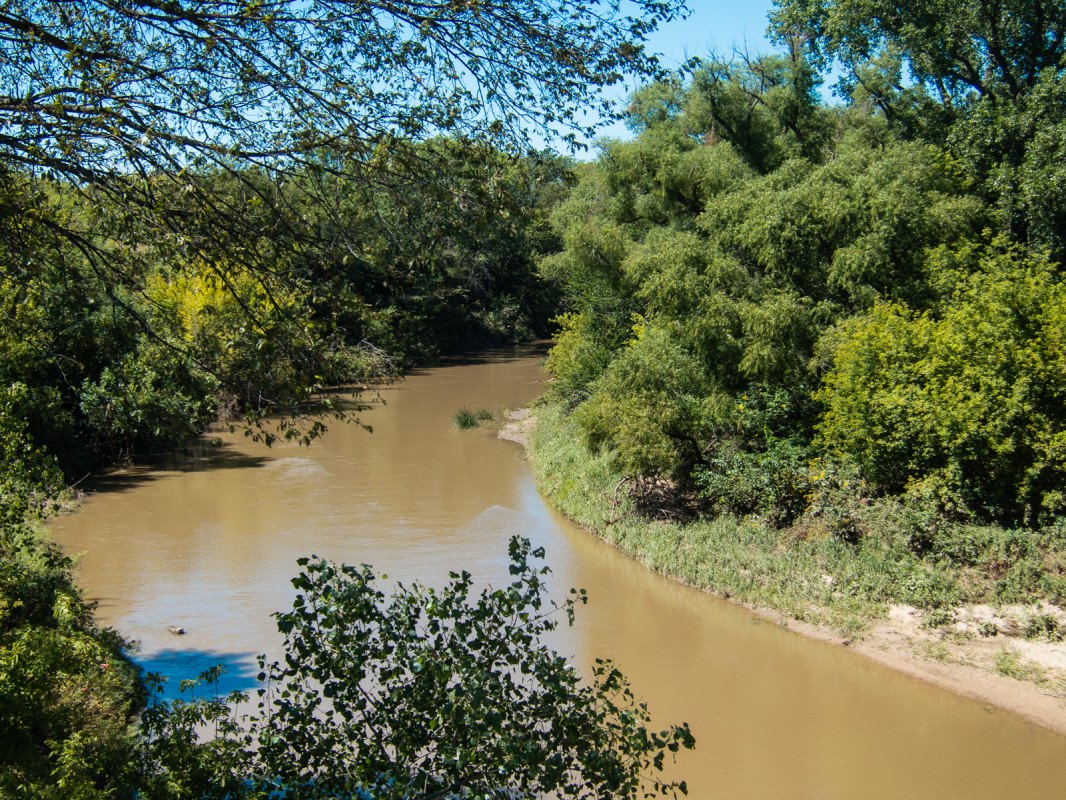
[505,403,1066,737]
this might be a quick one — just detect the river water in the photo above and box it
[51,346,1066,799]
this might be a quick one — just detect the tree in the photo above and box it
[138,537,695,799]
[0,0,687,446]
[1,0,685,182]
[770,1,1066,255]
[770,0,1066,106]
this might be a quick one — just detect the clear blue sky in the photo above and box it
[645,0,777,68]
[565,0,781,149]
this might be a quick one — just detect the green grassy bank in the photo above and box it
[527,400,1066,641]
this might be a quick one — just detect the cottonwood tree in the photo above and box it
[770,0,1066,105]
[138,537,695,799]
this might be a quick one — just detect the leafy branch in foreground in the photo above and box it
[139,537,694,799]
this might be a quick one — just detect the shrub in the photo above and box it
[817,240,1066,525]
[139,538,695,799]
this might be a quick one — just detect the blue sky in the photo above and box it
[644,0,777,69]
[566,0,782,149]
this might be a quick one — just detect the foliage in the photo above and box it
[575,326,719,478]
[817,241,1066,524]
[1,0,685,184]
[0,510,142,799]
[541,62,990,523]
[683,43,835,172]
[138,538,695,799]
[454,407,495,429]
[772,0,1066,257]
[529,398,1066,636]
[771,0,1066,105]
[0,0,679,461]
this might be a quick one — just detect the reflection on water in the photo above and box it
[137,649,260,699]
[53,345,1066,799]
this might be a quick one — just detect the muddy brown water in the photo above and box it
[52,346,1066,799]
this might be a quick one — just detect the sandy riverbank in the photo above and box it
[500,408,1066,738]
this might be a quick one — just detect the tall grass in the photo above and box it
[454,407,495,429]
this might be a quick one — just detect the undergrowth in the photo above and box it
[527,401,1066,637]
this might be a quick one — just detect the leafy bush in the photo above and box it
[139,538,695,799]
[817,240,1066,525]
[695,439,813,526]
[0,513,142,799]
[574,327,717,479]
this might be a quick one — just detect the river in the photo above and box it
[51,345,1066,799]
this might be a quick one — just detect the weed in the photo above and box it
[994,648,1048,684]
[454,407,495,429]
[922,608,955,629]
[1023,613,1063,642]
[922,641,952,662]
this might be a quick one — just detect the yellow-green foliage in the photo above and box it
[145,261,303,384]
[818,241,1066,522]
[574,327,723,477]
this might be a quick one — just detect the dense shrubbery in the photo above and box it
[818,241,1066,524]
[540,1,1066,568]
[0,502,143,797]
[0,140,563,473]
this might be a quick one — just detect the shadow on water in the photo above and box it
[432,341,552,368]
[80,444,273,495]
[74,343,548,497]
[137,647,262,701]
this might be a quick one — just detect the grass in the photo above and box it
[526,401,882,634]
[526,400,1066,638]
[453,407,495,429]
[994,648,1049,684]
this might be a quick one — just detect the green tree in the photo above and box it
[771,0,1066,105]
[683,43,834,172]
[0,0,687,443]
[771,0,1066,255]
[138,538,695,799]
[817,240,1066,524]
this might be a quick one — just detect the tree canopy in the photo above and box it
[770,0,1066,105]
[1,0,684,182]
